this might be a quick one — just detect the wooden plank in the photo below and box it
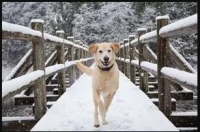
[14,95,59,105]
[31,20,47,120]
[168,112,197,127]
[156,17,171,116]
[151,98,176,111]
[2,117,37,131]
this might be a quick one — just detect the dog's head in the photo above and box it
[88,42,120,67]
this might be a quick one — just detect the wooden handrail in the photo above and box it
[2,58,93,99]
[2,22,88,51]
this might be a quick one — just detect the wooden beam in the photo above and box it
[31,19,46,120]
[67,36,75,85]
[156,16,171,116]
[138,28,148,93]
[129,35,136,83]
[56,31,66,95]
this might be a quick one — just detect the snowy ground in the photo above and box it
[31,69,178,131]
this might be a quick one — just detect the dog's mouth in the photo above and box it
[100,60,110,67]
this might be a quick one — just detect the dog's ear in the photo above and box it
[88,44,98,54]
[111,43,120,53]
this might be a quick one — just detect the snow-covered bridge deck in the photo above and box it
[31,71,178,131]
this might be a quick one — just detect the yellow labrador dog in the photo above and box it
[76,42,120,127]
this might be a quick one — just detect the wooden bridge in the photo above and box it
[2,14,197,131]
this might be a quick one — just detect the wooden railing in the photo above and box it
[2,19,93,120]
[116,14,197,116]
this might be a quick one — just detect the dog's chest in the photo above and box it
[92,72,119,95]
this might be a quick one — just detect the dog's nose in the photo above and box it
[104,56,109,62]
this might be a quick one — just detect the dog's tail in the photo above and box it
[76,61,93,76]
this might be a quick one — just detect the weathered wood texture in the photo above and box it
[67,36,75,85]
[56,31,66,95]
[129,35,136,83]
[138,29,148,93]
[156,18,171,116]
[31,21,46,120]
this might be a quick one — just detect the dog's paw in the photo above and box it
[103,120,108,125]
[94,124,100,127]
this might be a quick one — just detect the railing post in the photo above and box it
[156,16,171,116]
[56,30,66,95]
[119,42,123,71]
[138,28,148,93]
[129,35,136,83]
[124,39,129,77]
[67,36,75,85]
[31,19,46,120]
[75,40,81,79]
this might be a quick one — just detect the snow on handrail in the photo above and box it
[140,61,157,76]
[120,43,129,48]
[159,14,197,38]
[2,70,44,98]
[2,21,42,38]
[2,57,93,99]
[130,38,138,46]
[139,30,157,43]
[161,67,197,91]
[2,21,88,51]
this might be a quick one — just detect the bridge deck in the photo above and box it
[31,70,178,131]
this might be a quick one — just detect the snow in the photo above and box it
[171,111,197,116]
[2,22,86,50]
[130,38,138,46]
[4,49,32,82]
[124,58,130,63]
[137,28,147,31]
[2,21,42,37]
[156,15,170,20]
[31,66,178,131]
[139,30,157,43]
[2,116,35,121]
[2,70,44,98]
[120,43,129,48]
[150,98,176,102]
[140,61,157,73]
[169,44,196,74]
[30,19,44,24]
[131,60,139,66]
[178,127,197,130]
[67,36,74,39]
[129,35,136,38]
[159,14,197,37]
[161,67,197,87]
[56,30,64,33]
[45,64,65,75]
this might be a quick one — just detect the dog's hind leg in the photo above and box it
[93,90,107,125]
[104,92,116,113]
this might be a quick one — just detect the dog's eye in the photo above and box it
[108,50,111,53]
[99,50,102,53]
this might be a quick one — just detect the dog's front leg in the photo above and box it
[93,90,107,126]
[93,97,100,127]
